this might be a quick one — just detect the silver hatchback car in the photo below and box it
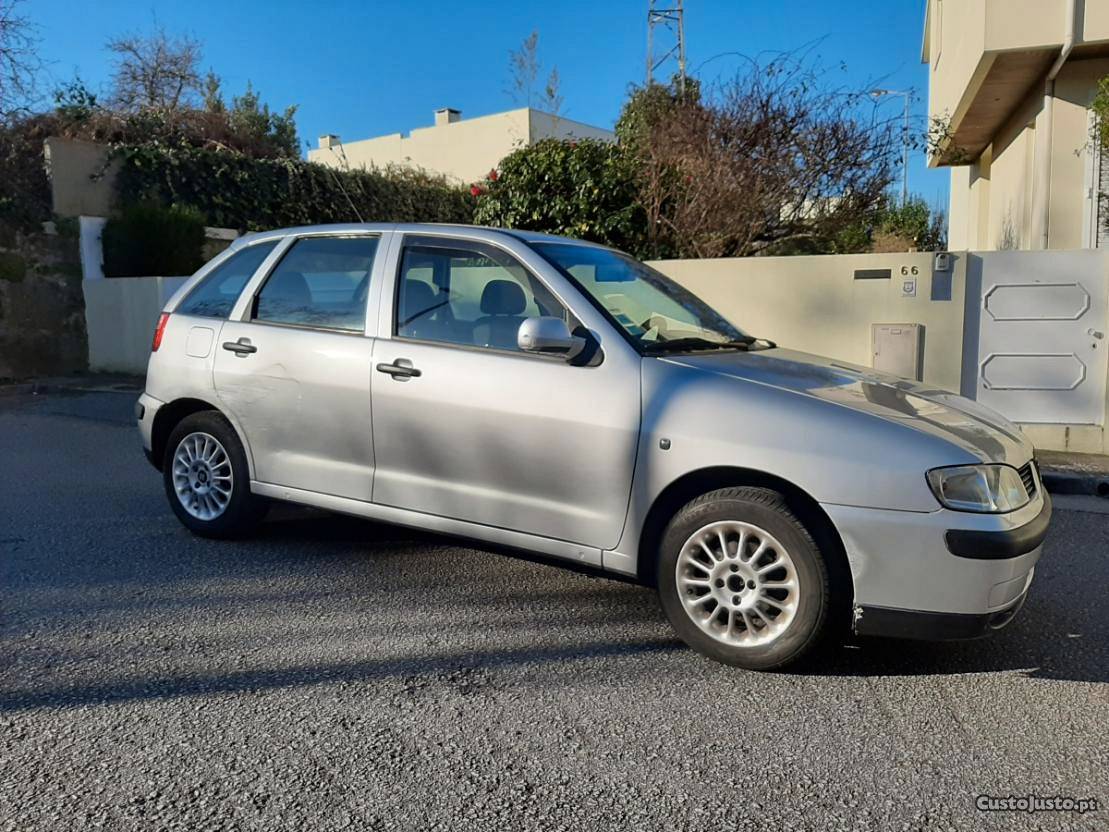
[138,223,1051,669]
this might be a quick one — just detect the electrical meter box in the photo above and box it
[872,323,924,381]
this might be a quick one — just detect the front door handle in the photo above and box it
[376,358,421,380]
[222,338,257,356]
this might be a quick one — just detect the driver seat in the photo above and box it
[472,280,527,350]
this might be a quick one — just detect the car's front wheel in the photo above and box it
[657,487,829,670]
[163,411,268,538]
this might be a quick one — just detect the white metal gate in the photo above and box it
[974,250,1108,425]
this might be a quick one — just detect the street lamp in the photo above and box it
[871,89,911,206]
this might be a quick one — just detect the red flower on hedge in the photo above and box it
[487,168,499,181]
[470,185,483,197]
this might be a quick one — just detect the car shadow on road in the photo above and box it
[5,508,1104,716]
[0,637,684,714]
[252,509,1109,687]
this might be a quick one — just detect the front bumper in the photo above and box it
[824,491,1051,640]
[853,593,1029,640]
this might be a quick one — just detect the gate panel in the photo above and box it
[975,251,1107,425]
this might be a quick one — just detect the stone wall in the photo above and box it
[0,221,88,380]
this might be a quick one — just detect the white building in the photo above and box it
[308,107,615,184]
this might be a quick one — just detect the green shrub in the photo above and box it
[102,202,207,277]
[472,138,648,256]
[113,145,475,231]
[1093,75,1109,152]
[0,251,27,282]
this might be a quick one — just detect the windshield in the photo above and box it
[530,242,752,353]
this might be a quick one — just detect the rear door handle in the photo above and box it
[222,338,257,356]
[376,358,421,380]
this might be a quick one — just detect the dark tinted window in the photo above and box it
[253,236,379,332]
[176,241,278,319]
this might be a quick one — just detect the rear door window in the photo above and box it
[251,236,380,333]
[176,241,279,319]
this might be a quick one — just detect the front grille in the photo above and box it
[1019,461,1037,499]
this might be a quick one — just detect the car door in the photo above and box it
[213,232,384,501]
[369,233,641,550]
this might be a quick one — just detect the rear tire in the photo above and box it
[163,411,268,539]
[657,487,829,670]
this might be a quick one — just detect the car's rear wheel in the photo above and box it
[163,411,268,538]
[657,487,829,670]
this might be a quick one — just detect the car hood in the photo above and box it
[661,347,1032,465]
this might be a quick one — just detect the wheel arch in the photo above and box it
[151,397,252,476]
[636,466,854,616]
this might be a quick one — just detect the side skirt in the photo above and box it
[250,480,604,568]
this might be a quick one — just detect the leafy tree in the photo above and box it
[614,74,701,152]
[228,82,298,159]
[53,78,98,122]
[871,196,946,252]
[473,138,647,254]
[1091,74,1109,152]
[202,71,225,114]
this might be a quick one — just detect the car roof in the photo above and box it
[229,223,611,251]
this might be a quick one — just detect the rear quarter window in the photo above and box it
[176,241,279,319]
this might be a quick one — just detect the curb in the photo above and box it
[0,381,143,398]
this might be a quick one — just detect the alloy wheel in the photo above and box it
[675,520,800,647]
[172,432,234,521]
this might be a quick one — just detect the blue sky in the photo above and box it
[28,0,946,207]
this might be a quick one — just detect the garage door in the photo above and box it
[975,250,1107,425]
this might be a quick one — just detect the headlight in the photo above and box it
[926,464,1030,513]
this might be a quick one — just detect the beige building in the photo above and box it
[924,0,1109,250]
[308,107,614,184]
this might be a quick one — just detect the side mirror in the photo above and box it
[517,316,585,359]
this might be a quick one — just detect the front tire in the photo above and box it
[657,487,829,670]
[163,411,268,539]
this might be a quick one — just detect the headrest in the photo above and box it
[480,279,527,316]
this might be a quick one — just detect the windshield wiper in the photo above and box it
[642,336,753,354]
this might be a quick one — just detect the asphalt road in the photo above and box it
[1,389,1106,831]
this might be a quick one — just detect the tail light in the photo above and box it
[152,313,170,352]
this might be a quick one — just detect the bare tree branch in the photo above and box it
[0,0,41,120]
[107,26,202,112]
[506,30,540,107]
[542,67,563,117]
[629,52,898,258]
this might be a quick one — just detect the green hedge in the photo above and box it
[473,138,648,257]
[113,145,475,231]
[102,202,207,277]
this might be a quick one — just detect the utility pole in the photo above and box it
[647,1,686,96]
[871,88,912,205]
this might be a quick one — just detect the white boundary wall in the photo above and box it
[83,277,188,374]
[651,251,966,394]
